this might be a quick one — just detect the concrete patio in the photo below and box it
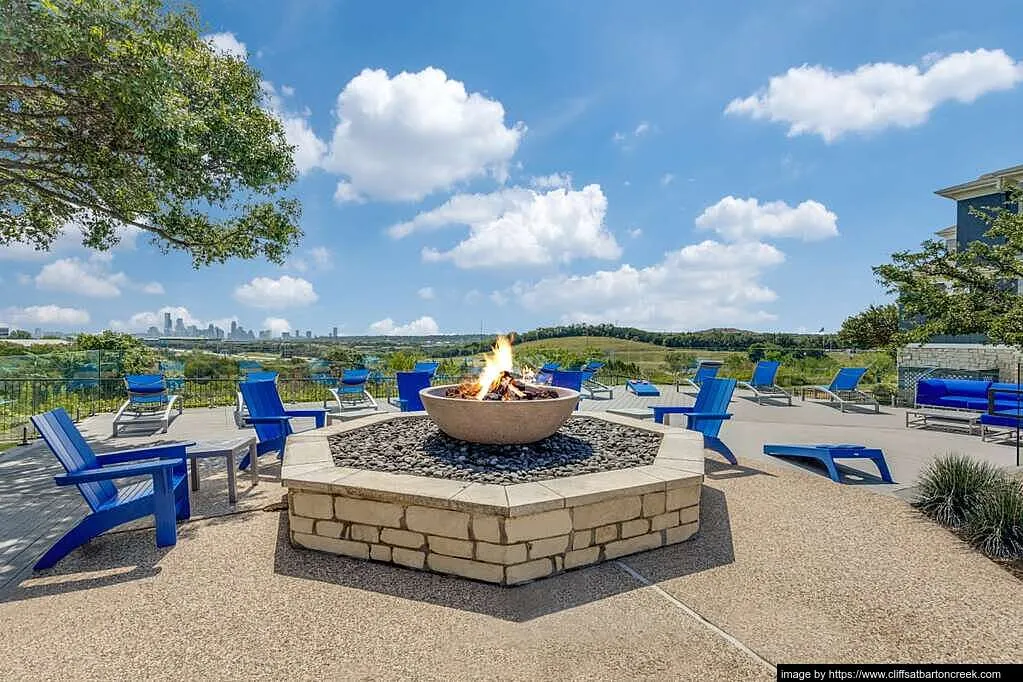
[1,384,1020,677]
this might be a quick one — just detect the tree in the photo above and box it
[323,345,364,372]
[73,329,156,373]
[663,351,695,376]
[837,304,899,350]
[874,191,1023,346]
[8,329,32,339]
[1,0,301,266]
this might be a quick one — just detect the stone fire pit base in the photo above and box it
[282,413,704,586]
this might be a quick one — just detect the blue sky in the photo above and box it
[3,0,1023,337]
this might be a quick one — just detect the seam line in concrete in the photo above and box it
[615,560,776,673]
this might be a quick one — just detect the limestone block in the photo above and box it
[564,546,601,569]
[334,497,404,528]
[348,523,380,543]
[428,535,475,559]
[405,506,470,539]
[571,530,593,550]
[293,532,368,559]
[503,509,572,542]
[642,492,666,517]
[471,515,501,543]
[315,520,345,539]
[505,558,554,585]
[292,492,333,519]
[527,534,570,559]
[571,496,642,529]
[427,554,503,583]
[678,504,700,525]
[650,510,679,531]
[665,485,700,512]
[620,518,650,539]
[370,544,392,562]
[665,522,698,545]
[392,548,426,569]
[289,514,315,534]
[475,541,527,565]
[593,523,618,544]
[380,528,426,549]
[603,531,664,559]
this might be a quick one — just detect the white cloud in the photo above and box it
[2,305,90,328]
[109,306,237,333]
[726,49,1023,141]
[233,275,318,309]
[509,240,785,330]
[530,172,573,190]
[322,67,524,201]
[285,246,333,273]
[262,317,292,336]
[695,196,839,242]
[32,254,164,298]
[613,121,653,149]
[369,316,440,336]
[261,82,327,174]
[34,257,125,297]
[660,173,675,186]
[333,181,364,204]
[417,287,435,300]
[489,291,508,306]
[627,227,643,239]
[463,289,483,304]
[203,32,247,60]
[391,184,621,269]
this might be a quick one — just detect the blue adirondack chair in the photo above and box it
[534,362,560,385]
[813,367,878,413]
[550,370,584,409]
[736,360,792,405]
[413,361,440,377]
[234,371,281,427]
[682,361,722,391]
[650,377,738,464]
[390,371,433,411]
[29,408,192,569]
[237,380,327,471]
[245,371,279,383]
[328,369,378,411]
[112,374,182,436]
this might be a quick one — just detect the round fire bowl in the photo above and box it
[419,385,580,444]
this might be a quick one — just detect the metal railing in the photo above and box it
[0,373,482,443]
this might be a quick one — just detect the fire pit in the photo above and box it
[420,335,579,444]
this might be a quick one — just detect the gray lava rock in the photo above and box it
[328,416,661,484]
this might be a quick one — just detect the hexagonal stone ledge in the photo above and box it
[283,412,704,586]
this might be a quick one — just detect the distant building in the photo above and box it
[0,327,8,338]
[147,326,160,337]
[163,312,172,335]
[332,326,338,338]
[306,331,312,339]
[281,332,290,340]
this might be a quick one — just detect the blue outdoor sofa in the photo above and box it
[915,378,1022,412]
[915,378,1023,441]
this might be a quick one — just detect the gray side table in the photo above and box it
[186,437,258,503]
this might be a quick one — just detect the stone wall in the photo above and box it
[288,482,700,586]
[899,343,1022,383]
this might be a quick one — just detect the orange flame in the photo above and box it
[474,335,515,400]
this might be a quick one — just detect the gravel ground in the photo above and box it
[329,416,661,484]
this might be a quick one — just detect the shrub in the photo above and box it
[964,478,1023,560]
[914,454,1003,528]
